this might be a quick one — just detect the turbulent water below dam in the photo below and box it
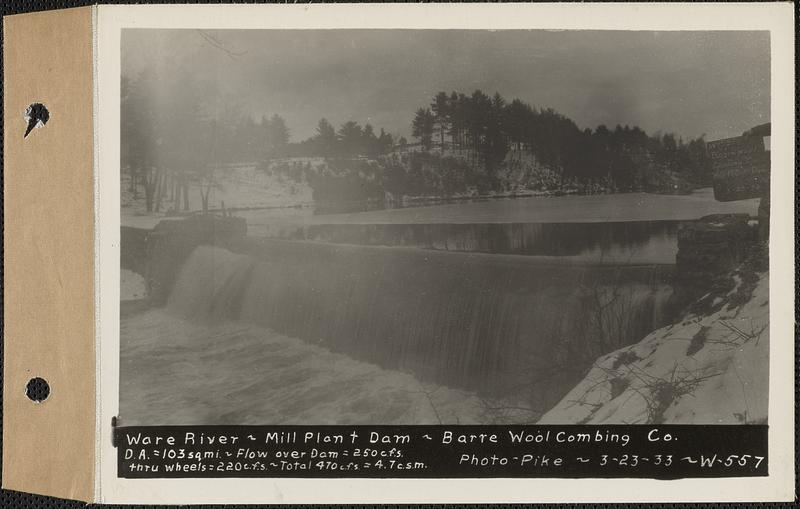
[121,236,675,425]
[120,310,495,425]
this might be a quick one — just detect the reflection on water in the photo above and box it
[248,221,683,264]
[239,189,758,265]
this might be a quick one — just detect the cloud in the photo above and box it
[123,29,769,142]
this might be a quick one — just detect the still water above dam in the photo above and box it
[243,221,684,264]
[240,188,758,264]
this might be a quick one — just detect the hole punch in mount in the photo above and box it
[26,377,50,403]
[23,102,50,138]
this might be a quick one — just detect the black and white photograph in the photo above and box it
[118,27,771,428]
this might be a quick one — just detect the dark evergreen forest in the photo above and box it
[122,68,712,210]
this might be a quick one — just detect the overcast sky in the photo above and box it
[122,29,770,142]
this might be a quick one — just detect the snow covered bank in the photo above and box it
[121,162,314,229]
[539,271,769,424]
[121,269,147,301]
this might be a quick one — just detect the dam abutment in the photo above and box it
[122,215,247,304]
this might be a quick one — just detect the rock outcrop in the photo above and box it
[672,213,759,313]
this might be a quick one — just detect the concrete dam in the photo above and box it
[158,230,674,409]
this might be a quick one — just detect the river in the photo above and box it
[120,189,758,425]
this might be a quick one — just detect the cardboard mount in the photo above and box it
[3,6,96,502]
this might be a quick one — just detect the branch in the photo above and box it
[197,30,247,60]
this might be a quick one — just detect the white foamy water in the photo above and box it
[120,310,503,426]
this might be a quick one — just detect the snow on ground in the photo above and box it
[539,271,769,424]
[121,162,314,229]
[121,269,147,301]
[210,162,313,210]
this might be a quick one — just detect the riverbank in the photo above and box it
[238,188,758,233]
[539,266,768,424]
[122,161,758,230]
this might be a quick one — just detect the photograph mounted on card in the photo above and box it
[99,4,793,502]
[2,2,794,505]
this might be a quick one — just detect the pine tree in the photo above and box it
[338,120,364,156]
[430,91,450,150]
[411,108,435,151]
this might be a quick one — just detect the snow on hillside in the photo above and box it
[121,161,314,229]
[211,161,314,209]
[539,271,769,424]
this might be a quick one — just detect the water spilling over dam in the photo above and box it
[164,238,674,409]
